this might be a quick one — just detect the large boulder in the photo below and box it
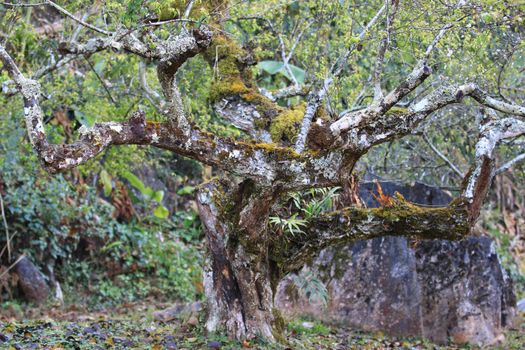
[13,255,50,305]
[275,181,516,346]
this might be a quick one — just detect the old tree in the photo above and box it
[1,0,525,341]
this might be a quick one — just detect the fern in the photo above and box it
[293,187,340,219]
[293,270,328,306]
[269,213,307,236]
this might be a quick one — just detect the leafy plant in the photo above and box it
[269,213,307,236]
[291,187,340,219]
[287,318,331,336]
[292,270,329,306]
[120,170,170,219]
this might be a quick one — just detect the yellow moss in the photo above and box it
[206,34,251,102]
[385,106,409,115]
[272,308,287,344]
[269,103,306,143]
[210,77,250,101]
[153,0,219,21]
[206,34,283,124]
[315,105,331,121]
[236,141,302,160]
[252,143,301,159]
[354,196,464,222]
[145,120,162,133]
[241,91,283,117]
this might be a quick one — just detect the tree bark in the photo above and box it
[196,179,282,341]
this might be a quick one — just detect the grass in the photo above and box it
[0,302,523,350]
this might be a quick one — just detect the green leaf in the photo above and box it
[101,240,122,253]
[258,60,284,74]
[152,190,164,203]
[153,205,170,219]
[99,169,113,196]
[93,59,106,74]
[177,186,195,195]
[281,64,306,84]
[75,110,94,127]
[142,187,154,199]
[121,170,147,194]
[257,60,306,84]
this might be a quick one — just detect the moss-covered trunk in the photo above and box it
[196,179,282,341]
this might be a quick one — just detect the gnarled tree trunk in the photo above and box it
[196,179,282,341]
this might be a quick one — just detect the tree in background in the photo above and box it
[0,0,524,341]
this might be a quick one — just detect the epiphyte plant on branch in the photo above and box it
[0,0,524,342]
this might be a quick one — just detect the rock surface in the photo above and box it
[275,181,516,346]
[153,301,202,323]
[13,255,50,305]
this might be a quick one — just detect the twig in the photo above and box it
[84,56,117,105]
[46,1,110,35]
[424,23,453,58]
[0,1,46,7]
[294,4,386,153]
[495,153,525,175]
[2,1,109,35]
[0,231,17,261]
[0,193,11,262]
[0,255,25,280]
[372,0,400,103]
[422,133,463,177]
[138,61,165,113]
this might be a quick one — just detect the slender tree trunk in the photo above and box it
[196,179,282,341]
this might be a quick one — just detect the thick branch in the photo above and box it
[463,117,525,221]
[1,43,356,187]
[331,19,455,136]
[275,196,470,273]
[330,62,432,136]
[335,83,525,151]
[379,62,432,113]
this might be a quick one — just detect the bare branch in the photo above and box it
[260,85,309,102]
[463,116,525,222]
[0,194,11,262]
[424,23,453,58]
[294,81,330,153]
[372,0,400,103]
[331,4,387,78]
[2,52,75,96]
[184,0,195,19]
[294,4,387,153]
[0,1,46,7]
[138,61,165,113]
[278,34,299,86]
[331,82,525,154]
[422,133,463,177]
[46,1,109,35]
[378,61,432,113]
[409,83,525,117]
[366,18,459,116]
[495,153,525,175]
[2,1,110,35]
